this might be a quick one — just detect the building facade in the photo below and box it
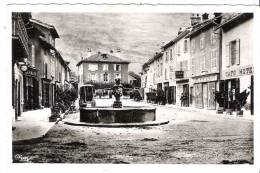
[12,13,71,120]
[216,13,254,114]
[12,13,31,120]
[29,18,70,108]
[186,13,222,109]
[77,52,129,88]
[161,28,192,106]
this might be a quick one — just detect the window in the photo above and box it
[89,73,97,82]
[170,49,173,61]
[165,51,168,62]
[165,68,168,80]
[31,45,35,67]
[177,43,181,55]
[200,36,205,49]
[114,64,121,71]
[191,58,195,75]
[103,73,108,82]
[115,73,121,79]
[191,39,195,53]
[88,64,98,71]
[44,63,48,78]
[59,72,61,82]
[211,32,216,45]
[201,55,206,72]
[211,50,217,69]
[103,64,108,71]
[183,40,188,53]
[230,40,240,66]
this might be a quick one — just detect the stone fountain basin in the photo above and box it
[80,106,156,123]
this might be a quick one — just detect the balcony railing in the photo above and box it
[12,13,29,57]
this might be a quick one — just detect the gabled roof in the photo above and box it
[30,18,59,38]
[215,13,253,31]
[162,28,191,50]
[77,52,130,66]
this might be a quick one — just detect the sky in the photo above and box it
[32,13,192,74]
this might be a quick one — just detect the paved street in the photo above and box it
[12,99,253,164]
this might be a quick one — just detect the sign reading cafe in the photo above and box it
[223,65,254,79]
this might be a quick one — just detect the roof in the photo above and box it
[77,52,130,66]
[142,51,163,69]
[30,18,59,38]
[162,29,191,50]
[215,13,253,31]
[128,71,141,79]
[185,15,222,38]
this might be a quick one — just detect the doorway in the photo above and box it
[202,83,208,109]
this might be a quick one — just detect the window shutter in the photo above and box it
[114,64,116,71]
[226,43,230,67]
[236,39,240,65]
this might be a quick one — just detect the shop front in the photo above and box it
[23,66,39,111]
[193,74,218,109]
[222,65,254,115]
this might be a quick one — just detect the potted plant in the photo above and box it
[214,90,225,114]
[49,102,61,122]
[234,89,250,116]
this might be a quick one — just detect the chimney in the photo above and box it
[190,13,201,26]
[101,53,107,59]
[214,13,222,18]
[178,27,183,35]
[87,48,92,58]
[214,13,222,24]
[202,13,209,21]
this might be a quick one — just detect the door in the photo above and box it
[208,82,216,110]
[190,86,193,106]
[202,83,208,109]
[183,84,189,107]
[42,82,50,107]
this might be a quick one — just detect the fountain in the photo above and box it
[65,79,169,127]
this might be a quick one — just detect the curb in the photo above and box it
[63,120,170,128]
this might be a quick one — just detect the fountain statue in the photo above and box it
[112,78,123,108]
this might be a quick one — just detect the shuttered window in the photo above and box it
[226,43,230,67]
[227,39,240,67]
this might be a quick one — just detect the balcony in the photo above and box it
[12,13,29,58]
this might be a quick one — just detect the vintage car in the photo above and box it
[79,84,96,107]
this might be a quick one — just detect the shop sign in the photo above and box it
[175,71,184,79]
[223,65,254,79]
[193,75,218,83]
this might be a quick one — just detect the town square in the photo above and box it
[11,12,254,164]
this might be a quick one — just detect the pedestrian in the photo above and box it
[180,93,184,106]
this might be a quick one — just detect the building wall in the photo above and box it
[190,27,220,77]
[190,25,221,109]
[221,18,253,111]
[221,18,253,79]
[82,62,129,84]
